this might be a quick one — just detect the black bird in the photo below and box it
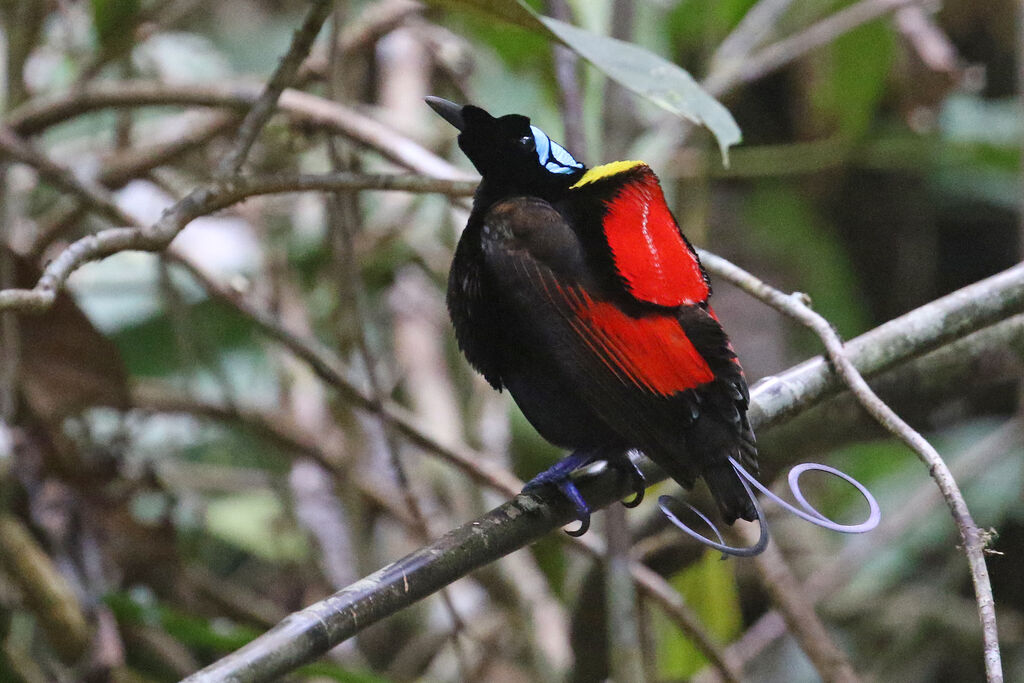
[428,97,757,535]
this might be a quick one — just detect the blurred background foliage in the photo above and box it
[0,0,1021,681]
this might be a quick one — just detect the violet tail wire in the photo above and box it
[658,469,770,558]
[658,459,881,557]
[729,458,882,534]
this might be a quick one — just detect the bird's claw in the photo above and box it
[557,479,591,536]
[616,456,646,508]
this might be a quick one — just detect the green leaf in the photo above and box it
[539,17,741,161]
[205,491,309,562]
[422,0,541,31]
[743,182,870,339]
[90,0,141,53]
[422,0,742,160]
[656,551,742,678]
[810,17,894,139]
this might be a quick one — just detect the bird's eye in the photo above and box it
[518,135,535,151]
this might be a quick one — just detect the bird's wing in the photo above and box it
[569,161,757,478]
[480,196,751,488]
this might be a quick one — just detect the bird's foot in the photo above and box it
[522,450,597,537]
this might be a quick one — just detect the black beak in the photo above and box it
[425,96,466,132]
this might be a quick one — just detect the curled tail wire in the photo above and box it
[659,458,881,558]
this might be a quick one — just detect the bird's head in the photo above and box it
[426,96,585,196]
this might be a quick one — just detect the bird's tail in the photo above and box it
[703,460,756,524]
[684,409,759,524]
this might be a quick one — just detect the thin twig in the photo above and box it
[699,251,1003,683]
[215,0,332,176]
[726,261,1024,431]
[0,126,136,227]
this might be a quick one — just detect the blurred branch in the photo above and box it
[548,0,586,156]
[298,0,423,84]
[130,379,417,527]
[709,0,796,70]
[738,524,860,682]
[7,81,473,179]
[621,549,743,682]
[30,111,241,255]
[699,251,1003,682]
[165,252,522,495]
[97,112,239,188]
[707,0,923,94]
[0,514,90,662]
[181,263,1024,682]
[216,0,332,176]
[604,506,646,683]
[0,171,474,313]
[0,126,137,228]
[894,6,959,74]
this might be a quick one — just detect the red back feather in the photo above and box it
[601,169,708,307]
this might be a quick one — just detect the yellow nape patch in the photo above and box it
[570,160,647,188]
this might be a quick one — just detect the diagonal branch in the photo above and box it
[171,252,742,681]
[0,126,136,228]
[179,263,1024,682]
[740,523,860,682]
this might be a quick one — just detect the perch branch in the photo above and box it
[180,262,1024,682]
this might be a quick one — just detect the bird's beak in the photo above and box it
[425,96,466,132]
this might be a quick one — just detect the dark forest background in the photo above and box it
[0,1,1021,681]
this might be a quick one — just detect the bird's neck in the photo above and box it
[472,172,585,215]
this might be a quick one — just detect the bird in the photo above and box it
[427,96,758,536]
